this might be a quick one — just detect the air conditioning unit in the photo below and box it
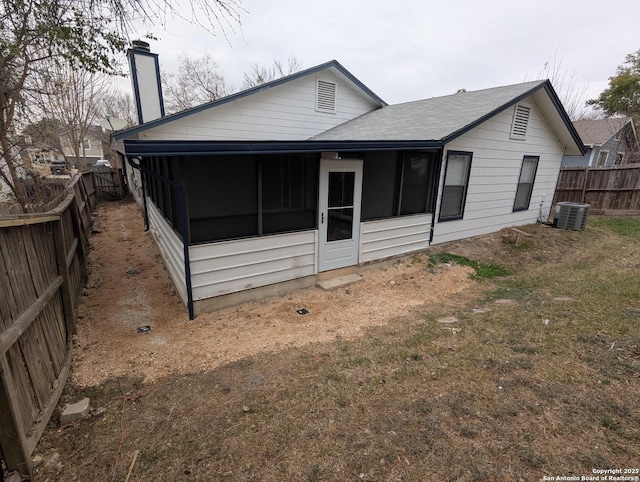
[553,202,591,230]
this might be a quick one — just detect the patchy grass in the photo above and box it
[428,252,512,280]
[33,217,640,481]
[589,215,640,237]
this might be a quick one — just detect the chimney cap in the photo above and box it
[131,40,150,52]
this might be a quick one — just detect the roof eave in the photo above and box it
[113,60,387,141]
[118,139,443,157]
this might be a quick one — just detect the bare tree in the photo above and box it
[163,53,230,113]
[100,88,138,128]
[1,0,242,207]
[528,53,593,120]
[242,55,303,89]
[29,64,110,171]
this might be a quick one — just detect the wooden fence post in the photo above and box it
[580,167,589,204]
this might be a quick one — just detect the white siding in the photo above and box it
[432,99,564,245]
[147,201,187,303]
[359,215,431,263]
[189,231,316,300]
[141,71,378,141]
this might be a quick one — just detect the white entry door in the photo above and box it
[318,159,363,272]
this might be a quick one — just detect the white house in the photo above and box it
[115,47,584,318]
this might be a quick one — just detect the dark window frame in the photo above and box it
[438,150,473,222]
[513,155,539,212]
[143,156,180,229]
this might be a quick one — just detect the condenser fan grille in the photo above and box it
[553,202,590,230]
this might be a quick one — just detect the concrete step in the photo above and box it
[317,273,363,291]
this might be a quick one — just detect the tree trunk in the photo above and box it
[0,136,28,209]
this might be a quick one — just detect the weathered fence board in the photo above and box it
[92,167,125,201]
[0,173,94,478]
[81,171,97,211]
[553,164,640,214]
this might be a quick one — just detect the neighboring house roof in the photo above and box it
[312,80,585,155]
[114,60,387,141]
[571,117,634,147]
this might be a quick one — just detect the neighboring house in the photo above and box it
[562,117,638,167]
[61,125,106,168]
[25,124,106,169]
[114,49,584,318]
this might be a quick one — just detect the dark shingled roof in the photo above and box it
[312,80,547,141]
[571,118,632,147]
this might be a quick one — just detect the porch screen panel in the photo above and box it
[262,155,318,234]
[361,151,398,220]
[187,156,258,243]
[400,153,436,215]
[362,151,438,221]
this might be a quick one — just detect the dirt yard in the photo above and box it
[74,200,474,387]
[31,203,640,481]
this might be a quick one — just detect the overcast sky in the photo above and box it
[122,0,640,112]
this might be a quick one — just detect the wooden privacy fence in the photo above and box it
[0,173,93,478]
[92,166,126,201]
[553,164,640,214]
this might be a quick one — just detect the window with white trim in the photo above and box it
[81,138,91,150]
[316,79,337,113]
[597,150,608,166]
[513,156,539,211]
[510,104,531,140]
[439,151,472,221]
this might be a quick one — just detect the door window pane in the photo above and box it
[329,172,354,208]
[327,207,353,241]
[327,171,355,242]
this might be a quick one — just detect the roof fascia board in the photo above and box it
[120,139,442,157]
[328,60,387,107]
[114,60,386,141]
[535,82,586,155]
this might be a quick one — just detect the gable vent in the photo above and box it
[316,79,337,113]
[510,104,531,140]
